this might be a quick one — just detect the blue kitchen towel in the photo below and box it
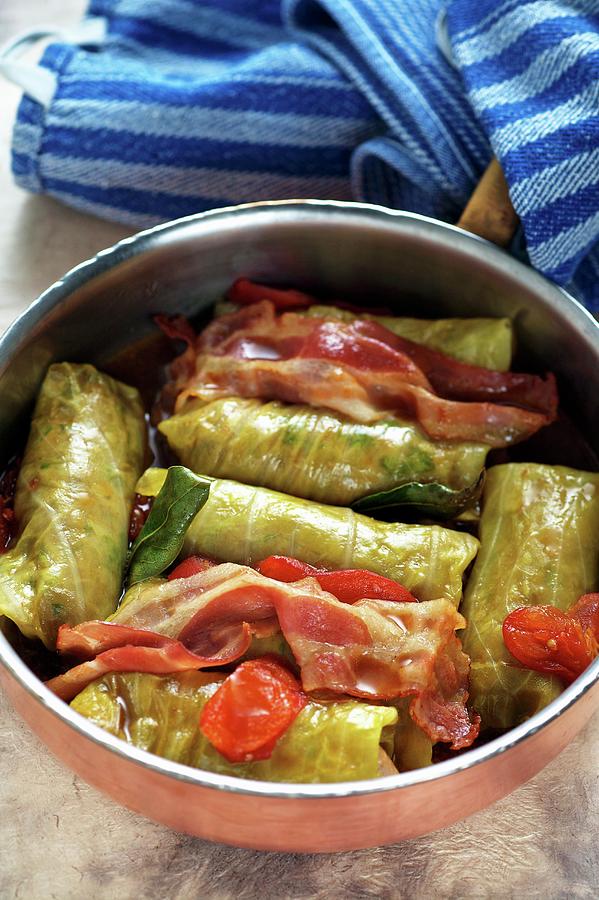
[8,0,599,310]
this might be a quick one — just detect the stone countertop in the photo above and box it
[1,5,598,898]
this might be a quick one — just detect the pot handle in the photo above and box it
[457,157,519,248]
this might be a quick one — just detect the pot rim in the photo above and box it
[1,198,598,801]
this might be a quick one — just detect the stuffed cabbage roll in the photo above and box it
[71,671,398,782]
[172,301,552,446]
[0,363,146,647]
[136,469,479,605]
[461,463,599,729]
[159,398,489,506]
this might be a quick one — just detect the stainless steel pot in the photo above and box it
[1,200,598,852]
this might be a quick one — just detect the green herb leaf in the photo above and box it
[351,473,485,521]
[126,466,211,585]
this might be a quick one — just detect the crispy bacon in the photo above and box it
[179,353,551,446]
[114,563,280,647]
[298,320,429,384]
[46,625,239,701]
[352,319,557,415]
[154,314,196,347]
[56,564,477,748]
[170,301,555,447]
[178,354,381,424]
[196,300,420,371]
[155,314,200,391]
[47,564,280,700]
[410,633,480,749]
[274,592,479,749]
[197,300,313,359]
[196,300,556,414]
[48,563,478,748]
[227,278,315,310]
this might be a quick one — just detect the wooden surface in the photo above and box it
[1,4,599,898]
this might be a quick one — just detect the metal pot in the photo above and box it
[1,200,598,852]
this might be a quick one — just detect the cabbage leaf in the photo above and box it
[392,698,433,771]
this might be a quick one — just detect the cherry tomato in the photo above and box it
[569,593,599,639]
[168,556,216,580]
[257,555,416,603]
[503,605,596,684]
[199,657,306,763]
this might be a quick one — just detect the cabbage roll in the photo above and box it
[71,671,398,782]
[137,469,479,604]
[461,463,599,729]
[303,307,513,370]
[0,363,146,647]
[159,398,489,506]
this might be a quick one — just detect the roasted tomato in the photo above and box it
[168,556,217,580]
[199,657,306,762]
[257,555,416,604]
[503,603,599,684]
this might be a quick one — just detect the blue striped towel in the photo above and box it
[7,0,599,310]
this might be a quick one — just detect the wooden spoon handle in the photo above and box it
[457,157,519,247]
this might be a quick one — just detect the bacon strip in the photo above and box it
[47,563,280,700]
[352,319,557,415]
[198,300,556,414]
[113,563,281,650]
[179,354,550,446]
[274,592,479,749]
[169,301,555,447]
[47,625,240,702]
[154,314,196,347]
[48,563,478,748]
[227,278,315,310]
